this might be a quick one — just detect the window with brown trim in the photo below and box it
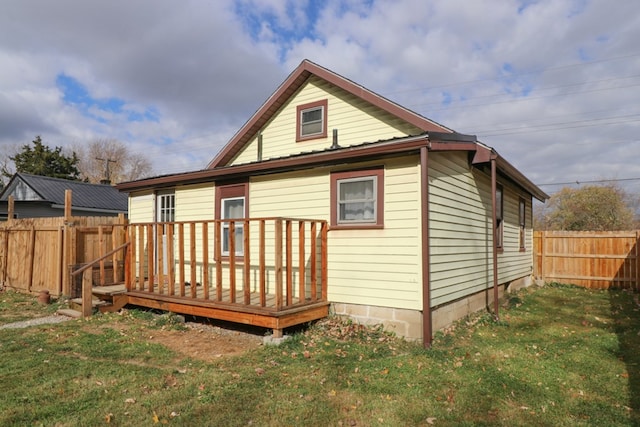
[495,184,504,249]
[330,168,384,229]
[296,99,327,141]
[215,182,248,257]
[519,197,526,251]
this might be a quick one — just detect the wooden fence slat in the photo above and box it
[534,230,639,289]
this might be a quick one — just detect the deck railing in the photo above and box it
[125,218,328,311]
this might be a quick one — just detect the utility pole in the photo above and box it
[96,157,117,184]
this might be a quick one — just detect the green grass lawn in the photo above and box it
[0,283,638,426]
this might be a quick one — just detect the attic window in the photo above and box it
[297,99,327,141]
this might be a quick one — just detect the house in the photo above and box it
[0,173,128,219]
[116,60,548,345]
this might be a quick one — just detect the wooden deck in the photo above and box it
[122,281,329,336]
[115,217,329,336]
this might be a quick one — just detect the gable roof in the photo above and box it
[1,173,128,213]
[207,59,453,169]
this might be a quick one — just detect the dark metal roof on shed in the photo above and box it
[1,173,128,212]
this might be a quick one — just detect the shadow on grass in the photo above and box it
[609,287,640,422]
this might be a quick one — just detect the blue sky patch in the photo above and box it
[234,1,326,60]
[56,73,158,124]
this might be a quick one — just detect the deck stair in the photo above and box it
[60,284,128,317]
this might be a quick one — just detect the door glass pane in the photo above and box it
[223,198,244,219]
[221,197,245,255]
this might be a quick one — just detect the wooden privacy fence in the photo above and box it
[534,230,639,289]
[0,191,127,297]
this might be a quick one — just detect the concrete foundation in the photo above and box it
[331,275,533,342]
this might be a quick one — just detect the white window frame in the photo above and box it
[221,196,245,256]
[157,192,175,223]
[300,105,324,138]
[336,176,378,225]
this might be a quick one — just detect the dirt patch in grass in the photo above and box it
[78,313,265,362]
[147,325,264,361]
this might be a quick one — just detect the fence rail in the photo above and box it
[533,230,639,289]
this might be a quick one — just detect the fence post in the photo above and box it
[27,226,36,292]
[7,195,14,224]
[540,231,546,284]
[636,230,639,291]
[62,189,74,296]
[82,269,93,318]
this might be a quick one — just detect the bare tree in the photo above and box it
[74,139,153,184]
[537,184,636,231]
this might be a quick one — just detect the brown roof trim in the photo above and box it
[118,135,431,191]
[495,155,549,202]
[117,132,548,203]
[207,59,452,169]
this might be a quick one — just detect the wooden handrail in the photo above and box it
[71,242,130,276]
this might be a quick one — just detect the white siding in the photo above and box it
[230,76,423,166]
[128,190,154,223]
[175,183,215,221]
[428,152,534,307]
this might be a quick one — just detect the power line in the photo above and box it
[385,52,640,95]
[478,116,640,137]
[537,177,640,187]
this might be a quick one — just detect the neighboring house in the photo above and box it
[117,60,548,343]
[0,173,128,219]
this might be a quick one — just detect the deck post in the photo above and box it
[215,221,222,301]
[298,221,305,303]
[259,220,266,306]
[146,225,154,292]
[286,220,292,306]
[202,222,209,299]
[275,219,283,310]
[321,221,328,301]
[190,223,197,298]
[310,222,317,300]
[243,219,251,305]
[229,221,236,303]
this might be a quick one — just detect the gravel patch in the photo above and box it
[0,314,74,330]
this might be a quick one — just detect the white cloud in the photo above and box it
[0,0,638,196]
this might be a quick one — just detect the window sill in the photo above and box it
[329,224,384,231]
[296,133,327,142]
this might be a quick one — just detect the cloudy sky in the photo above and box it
[1,0,639,197]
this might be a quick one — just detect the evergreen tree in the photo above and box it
[2,136,81,181]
